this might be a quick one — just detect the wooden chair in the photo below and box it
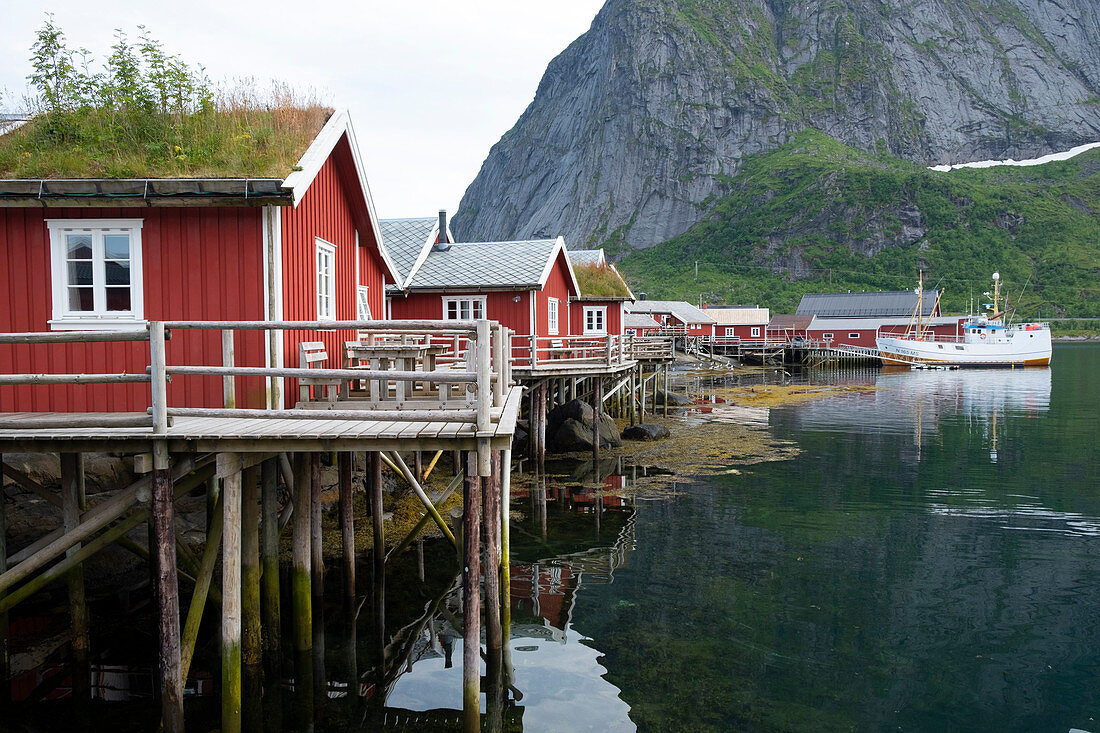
[298,341,342,404]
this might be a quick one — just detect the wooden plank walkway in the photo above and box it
[0,389,522,453]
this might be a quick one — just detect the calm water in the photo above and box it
[390,344,1100,731]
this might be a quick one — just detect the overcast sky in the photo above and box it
[0,1,606,218]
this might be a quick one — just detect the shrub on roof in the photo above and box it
[1,16,332,179]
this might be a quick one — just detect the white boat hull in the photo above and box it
[876,328,1052,367]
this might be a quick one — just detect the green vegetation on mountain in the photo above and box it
[0,18,329,179]
[617,131,1100,318]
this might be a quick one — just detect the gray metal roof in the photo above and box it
[567,249,605,266]
[378,217,436,283]
[796,290,940,317]
[405,239,562,290]
[624,312,661,329]
[626,300,716,324]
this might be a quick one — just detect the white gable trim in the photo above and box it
[537,236,582,296]
[282,109,403,286]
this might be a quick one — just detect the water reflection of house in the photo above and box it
[511,511,638,636]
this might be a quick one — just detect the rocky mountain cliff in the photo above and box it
[453,0,1100,252]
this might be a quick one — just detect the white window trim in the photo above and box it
[316,238,336,320]
[47,218,145,330]
[751,326,761,338]
[357,285,372,321]
[583,305,607,335]
[822,332,834,340]
[547,297,559,335]
[848,332,860,339]
[442,296,487,321]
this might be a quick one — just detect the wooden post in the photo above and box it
[60,453,90,704]
[152,442,184,732]
[260,458,280,674]
[338,452,355,610]
[220,454,243,733]
[414,451,423,484]
[499,449,513,687]
[462,453,481,733]
[241,464,261,707]
[483,454,501,656]
[222,329,236,409]
[663,365,669,418]
[150,322,169,433]
[181,490,222,683]
[537,382,547,471]
[629,368,637,426]
[369,452,385,719]
[291,453,313,717]
[0,451,8,707]
[592,378,602,466]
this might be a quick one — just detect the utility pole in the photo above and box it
[694,261,698,280]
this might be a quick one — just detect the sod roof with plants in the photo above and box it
[572,261,633,298]
[0,19,332,180]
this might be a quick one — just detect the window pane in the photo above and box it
[105,287,131,312]
[65,234,92,259]
[105,260,130,285]
[68,286,94,311]
[460,302,470,320]
[68,261,93,285]
[103,234,130,260]
[447,302,457,319]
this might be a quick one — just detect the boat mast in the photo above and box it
[905,272,923,338]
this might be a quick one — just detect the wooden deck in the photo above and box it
[0,387,522,453]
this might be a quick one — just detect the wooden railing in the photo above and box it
[509,334,632,370]
[0,320,514,437]
[629,335,674,360]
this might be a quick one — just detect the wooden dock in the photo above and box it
[0,318,519,732]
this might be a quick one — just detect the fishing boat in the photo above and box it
[876,273,1052,367]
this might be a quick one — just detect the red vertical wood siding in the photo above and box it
[0,206,265,412]
[569,299,625,336]
[390,290,533,335]
[535,251,575,338]
[279,137,387,406]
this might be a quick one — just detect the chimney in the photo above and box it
[639,292,647,301]
[434,209,451,251]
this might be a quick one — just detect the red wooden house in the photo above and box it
[0,109,401,412]
[566,249,634,338]
[625,300,716,340]
[386,229,581,354]
[623,312,661,336]
[703,305,770,341]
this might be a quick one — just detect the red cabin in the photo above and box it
[0,110,401,412]
[703,306,770,341]
[385,229,580,344]
[625,300,716,340]
[566,249,634,338]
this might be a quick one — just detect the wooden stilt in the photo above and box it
[181,490,222,682]
[414,451,423,483]
[483,454,501,656]
[537,381,547,471]
[152,442,184,732]
[338,452,355,610]
[462,452,481,733]
[0,451,9,707]
[499,448,513,688]
[220,454,243,733]
[241,462,262,718]
[60,453,90,704]
[310,454,325,695]
[260,458,280,673]
[592,378,603,466]
[369,452,385,719]
[291,453,313,718]
[663,365,669,418]
[633,367,642,424]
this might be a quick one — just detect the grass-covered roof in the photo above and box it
[1,19,331,180]
[573,262,633,298]
[0,104,332,179]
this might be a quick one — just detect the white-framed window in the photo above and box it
[357,286,372,320]
[584,306,607,335]
[822,332,834,340]
[443,296,486,321]
[48,219,144,330]
[848,332,860,339]
[751,326,761,337]
[548,298,559,335]
[725,327,737,337]
[316,239,336,320]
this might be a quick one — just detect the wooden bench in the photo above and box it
[298,341,342,404]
